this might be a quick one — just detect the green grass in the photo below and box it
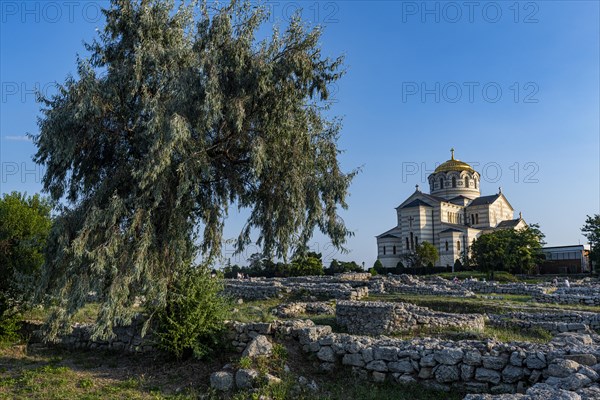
[434,271,519,283]
[389,324,552,344]
[367,292,600,315]
[230,298,281,323]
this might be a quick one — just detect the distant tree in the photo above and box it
[325,258,362,274]
[403,241,438,268]
[32,0,354,340]
[417,241,439,267]
[471,224,545,276]
[582,215,600,272]
[289,253,324,276]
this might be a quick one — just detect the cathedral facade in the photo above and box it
[376,150,526,268]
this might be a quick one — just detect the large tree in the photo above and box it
[33,0,354,339]
[582,214,600,272]
[470,224,545,276]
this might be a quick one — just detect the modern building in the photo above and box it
[539,245,590,274]
[376,149,526,268]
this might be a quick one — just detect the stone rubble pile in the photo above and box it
[336,300,485,336]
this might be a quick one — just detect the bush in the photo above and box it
[153,266,231,359]
[0,192,52,343]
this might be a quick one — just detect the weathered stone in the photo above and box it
[548,359,581,378]
[420,353,437,367]
[235,369,259,389]
[461,364,475,380]
[578,365,599,381]
[435,365,460,383]
[317,346,336,362]
[525,352,547,370]
[502,365,524,383]
[482,355,508,371]
[388,359,414,373]
[435,348,464,365]
[343,353,365,367]
[510,351,525,367]
[565,354,597,366]
[372,371,386,383]
[560,373,591,391]
[210,371,233,391]
[366,360,388,372]
[242,335,273,358]
[464,350,483,366]
[475,367,502,385]
[373,346,398,361]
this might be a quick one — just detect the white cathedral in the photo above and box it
[376,149,527,268]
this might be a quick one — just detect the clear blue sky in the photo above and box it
[1,1,599,268]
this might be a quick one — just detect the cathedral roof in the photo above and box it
[496,218,525,229]
[400,199,433,209]
[469,194,500,206]
[434,148,475,173]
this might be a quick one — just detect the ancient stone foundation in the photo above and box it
[335,300,485,336]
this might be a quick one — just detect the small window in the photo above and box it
[475,180,478,189]
[457,240,461,252]
[406,237,409,249]
[383,246,386,255]
[445,241,449,251]
[452,177,456,188]
[465,176,469,187]
[439,177,444,189]
[471,214,475,225]
[393,245,396,255]
[415,236,419,245]
[410,232,414,249]
[475,214,479,224]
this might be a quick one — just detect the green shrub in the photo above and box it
[0,192,52,344]
[153,266,231,359]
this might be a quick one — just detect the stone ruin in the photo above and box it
[224,274,370,301]
[335,300,485,336]
[227,319,600,398]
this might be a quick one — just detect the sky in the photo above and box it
[1,0,599,268]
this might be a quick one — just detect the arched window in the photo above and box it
[471,214,475,225]
[475,214,479,224]
[439,177,444,189]
[465,176,469,187]
[445,241,449,251]
[475,180,478,189]
[457,240,461,252]
[452,177,456,188]
[406,237,409,249]
[393,245,396,255]
[383,246,386,255]
[410,232,414,250]
[415,236,419,246]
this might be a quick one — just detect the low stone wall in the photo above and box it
[463,282,547,297]
[23,317,155,353]
[368,275,476,297]
[224,278,368,301]
[534,287,600,306]
[228,319,600,394]
[272,302,335,318]
[335,301,485,336]
[488,310,600,335]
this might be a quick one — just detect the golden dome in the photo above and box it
[434,148,475,173]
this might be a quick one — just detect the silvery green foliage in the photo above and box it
[33,0,354,340]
